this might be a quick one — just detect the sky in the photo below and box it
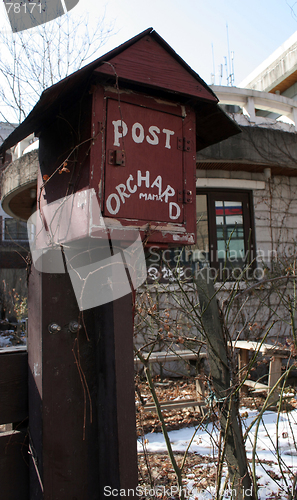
[68,0,297,87]
[1,0,297,87]
[0,0,297,119]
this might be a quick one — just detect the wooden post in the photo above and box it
[28,265,137,499]
[0,348,29,499]
[195,357,206,402]
[268,356,282,397]
[238,349,249,396]
[84,292,138,493]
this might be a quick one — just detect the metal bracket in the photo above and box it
[177,137,192,152]
[108,149,125,166]
[183,138,191,152]
[177,137,183,151]
[184,189,193,203]
[177,189,193,204]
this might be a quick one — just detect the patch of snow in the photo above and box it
[139,406,297,498]
[0,335,12,347]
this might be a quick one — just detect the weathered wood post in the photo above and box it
[0,28,239,499]
[27,85,141,497]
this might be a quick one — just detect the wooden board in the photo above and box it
[134,349,207,365]
[95,35,217,102]
[0,430,29,499]
[231,340,289,356]
[243,379,269,392]
[0,350,28,425]
[143,399,205,412]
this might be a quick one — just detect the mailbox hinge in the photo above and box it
[178,189,193,204]
[177,137,192,152]
[108,149,125,166]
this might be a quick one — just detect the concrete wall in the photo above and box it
[1,149,38,220]
[196,125,297,172]
[239,31,297,92]
[254,175,297,259]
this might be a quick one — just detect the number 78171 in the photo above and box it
[5,3,42,14]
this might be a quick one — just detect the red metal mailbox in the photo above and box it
[91,90,196,245]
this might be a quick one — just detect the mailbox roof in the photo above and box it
[0,28,240,159]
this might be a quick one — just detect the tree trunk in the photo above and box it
[195,270,255,500]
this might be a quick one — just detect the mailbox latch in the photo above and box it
[177,137,192,152]
[108,150,125,166]
[178,190,193,203]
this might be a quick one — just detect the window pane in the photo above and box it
[217,240,226,260]
[215,200,245,265]
[229,239,245,258]
[225,215,243,225]
[4,218,28,241]
[217,227,224,238]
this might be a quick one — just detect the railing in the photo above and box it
[211,85,297,131]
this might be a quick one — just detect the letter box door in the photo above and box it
[104,98,187,224]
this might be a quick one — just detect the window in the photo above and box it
[145,190,255,282]
[192,190,255,276]
[3,218,30,242]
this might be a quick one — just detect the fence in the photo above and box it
[0,346,29,499]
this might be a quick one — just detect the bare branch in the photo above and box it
[0,11,115,123]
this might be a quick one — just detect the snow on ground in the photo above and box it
[0,328,27,348]
[138,407,297,498]
[0,332,15,347]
